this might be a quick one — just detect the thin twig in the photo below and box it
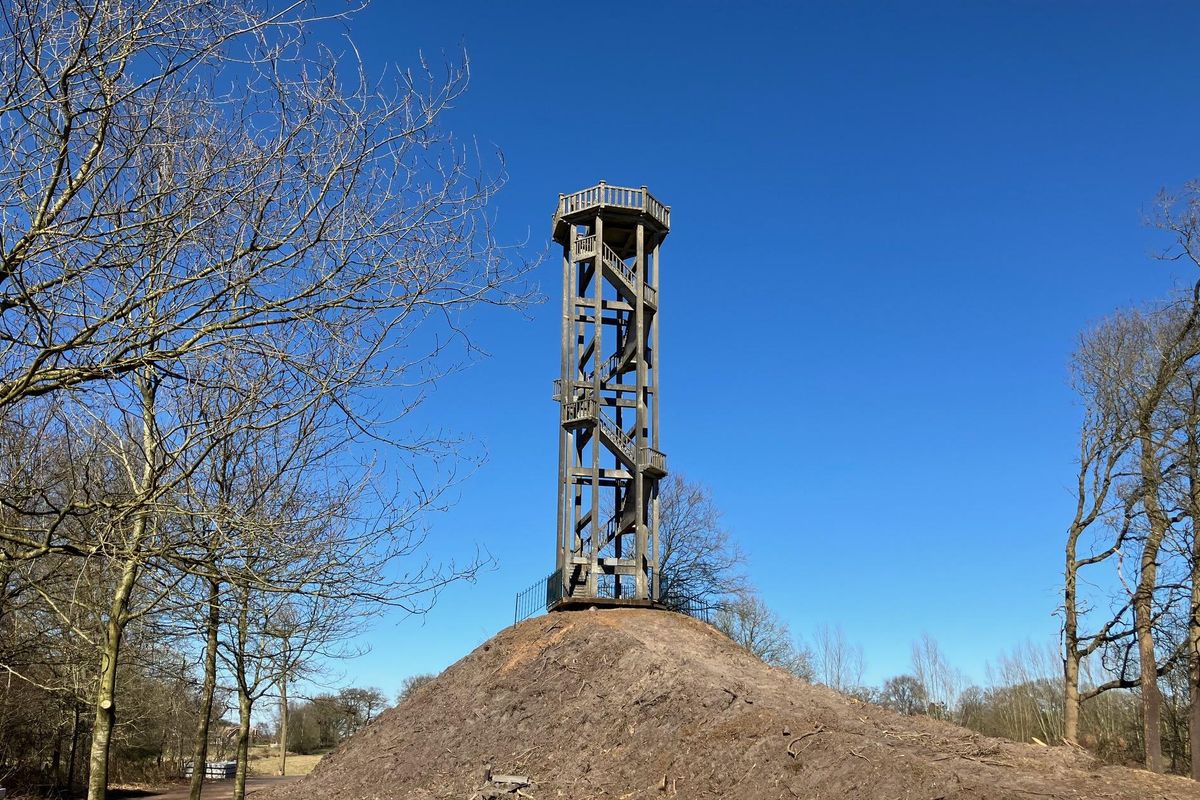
[786,724,827,758]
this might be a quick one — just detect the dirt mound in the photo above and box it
[263,609,1200,799]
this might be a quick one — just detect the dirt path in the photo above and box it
[111,777,301,800]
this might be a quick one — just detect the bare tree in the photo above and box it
[811,624,865,693]
[1060,297,1200,770]
[1120,302,1200,773]
[397,673,438,704]
[186,575,221,799]
[986,642,1065,745]
[337,687,388,732]
[1148,342,1200,778]
[911,633,964,719]
[879,675,927,716]
[0,3,528,798]
[270,603,301,780]
[657,474,746,606]
[1151,187,1200,777]
[70,342,341,798]
[1061,315,1139,744]
[1177,375,1200,780]
[0,1,528,420]
[714,592,812,679]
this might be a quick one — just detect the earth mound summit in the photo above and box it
[262,608,1200,800]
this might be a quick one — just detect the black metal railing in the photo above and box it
[661,593,725,625]
[659,571,727,625]
[513,568,563,624]
[512,567,725,626]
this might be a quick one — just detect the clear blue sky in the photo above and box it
[306,0,1200,696]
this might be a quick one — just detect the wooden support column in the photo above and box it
[634,221,648,599]
[650,234,662,601]
[613,239,624,599]
[556,223,572,581]
[589,212,604,597]
[571,232,585,587]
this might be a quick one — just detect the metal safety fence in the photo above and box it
[513,569,563,624]
[512,569,725,626]
[660,593,725,625]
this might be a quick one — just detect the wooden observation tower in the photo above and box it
[551,182,669,608]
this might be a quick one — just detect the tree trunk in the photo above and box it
[1188,421,1200,781]
[51,721,64,790]
[1064,519,1082,745]
[1064,647,1081,745]
[279,674,288,777]
[1134,560,1165,775]
[67,701,80,795]
[233,686,252,800]
[233,586,252,800]
[86,374,157,800]
[1136,431,1167,773]
[0,670,10,775]
[1191,550,1200,780]
[189,578,221,800]
[86,556,140,800]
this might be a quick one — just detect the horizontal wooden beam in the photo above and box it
[568,467,633,481]
[574,312,630,326]
[573,297,633,313]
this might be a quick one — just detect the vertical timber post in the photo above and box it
[550,183,670,609]
[555,206,572,598]
[650,233,662,602]
[589,211,604,597]
[634,220,647,599]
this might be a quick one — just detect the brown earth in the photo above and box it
[261,608,1200,800]
[108,776,301,799]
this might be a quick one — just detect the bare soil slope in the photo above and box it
[263,608,1200,800]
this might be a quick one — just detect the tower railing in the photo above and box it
[561,396,597,426]
[574,234,597,260]
[553,378,588,402]
[643,193,670,228]
[639,446,667,475]
[585,348,622,386]
[571,237,657,308]
[600,499,636,546]
[597,408,635,461]
[555,183,671,231]
[602,242,637,287]
[584,335,639,386]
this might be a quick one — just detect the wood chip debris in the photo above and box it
[470,768,536,799]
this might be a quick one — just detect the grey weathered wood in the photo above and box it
[650,234,662,600]
[551,182,669,606]
[555,223,572,585]
[589,212,603,598]
[634,220,647,599]
[490,774,531,785]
